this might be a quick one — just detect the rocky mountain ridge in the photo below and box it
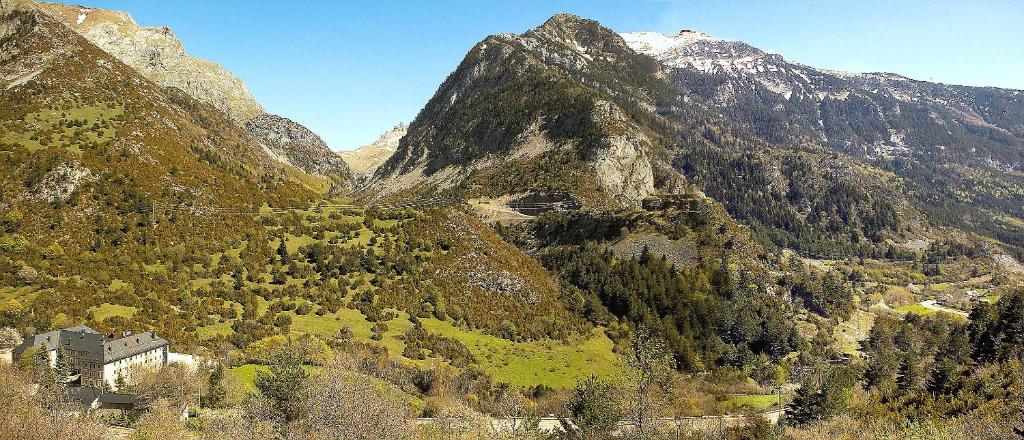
[246,114,353,185]
[337,122,406,177]
[622,28,1024,166]
[370,13,689,207]
[39,2,353,188]
[368,13,1023,256]
[621,28,1024,255]
[40,2,265,123]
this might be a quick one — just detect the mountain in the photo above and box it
[39,2,353,188]
[365,13,1024,257]
[621,29,1024,164]
[371,13,690,206]
[39,2,264,124]
[246,114,352,187]
[622,29,1024,254]
[0,0,580,348]
[369,13,921,255]
[0,0,312,252]
[338,122,406,177]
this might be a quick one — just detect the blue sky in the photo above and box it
[57,0,1023,151]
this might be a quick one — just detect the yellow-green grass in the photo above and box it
[420,318,622,388]
[228,364,320,394]
[285,310,622,388]
[2,103,123,154]
[282,163,333,194]
[89,303,138,321]
[285,307,413,355]
[279,233,318,254]
[373,219,400,228]
[345,228,376,246]
[0,286,38,303]
[228,364,271,393]
[833,309,875,356]
[107,279,131,292]
[142,263,167,274]
[996,215,1024,229]
[196,321,234,340]
[894,303,935,315]
[981,294,1002,304]
[719,394,783,413]
[229,364,422,408]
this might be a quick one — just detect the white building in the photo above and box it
[13,325,169,390]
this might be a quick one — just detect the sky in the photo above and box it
[55,0,1024,151]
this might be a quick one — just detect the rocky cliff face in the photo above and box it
[40,2,352,188]
[622,29,1024,167]
[246,114,352,185]
[41,2,265,124]
[338,122,406,177]
[371,14,682,207]
[622,28,1024,255]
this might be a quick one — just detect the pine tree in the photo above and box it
[33,347,55,385]
[53,347,71,384]
[785,382,825,426]
[277,239,289,265]
[202,363,227,408]
[896,352,922,392]
[255,351,308,423]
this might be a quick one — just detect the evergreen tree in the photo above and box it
[202,363,227,408]
[896,352,922,392]
[563,375,621,440]
[255,351,308,423]
[276,239,290,265]
[53,346,71,384]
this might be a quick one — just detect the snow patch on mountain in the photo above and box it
[620,30,717,54]
[76,8,91,25]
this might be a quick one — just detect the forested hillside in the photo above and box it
[1,3,1023,439]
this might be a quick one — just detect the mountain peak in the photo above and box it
[40,1,265,124]
[338,123,408,177]
[532,12,609,40]
[620,29,720,55]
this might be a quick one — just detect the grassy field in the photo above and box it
[894,303,935,315]
[88,303,138,321]
[981,294,1002,304]
[286,306,413,356]
[282,306,622,388]
[719,394,783,413]
[228,363,424,408]
[420,318,621,388]
[1,103,123,154]
[196,321,234,340]
[833,309,876,356]
[0,286,37,304]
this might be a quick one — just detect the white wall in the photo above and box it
[103,347,168,390]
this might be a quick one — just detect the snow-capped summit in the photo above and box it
[620,30,718,55]
[621,29,770,74]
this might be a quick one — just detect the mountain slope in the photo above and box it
[369,14,917,255]
[338,122,406,177]
[40,2,264,123]
[40,2,353,188]
[0,1,583,353]
[246,113,352,186]
[622,29,1024,255]
[372,13,691,206]
[0,0,312,252]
